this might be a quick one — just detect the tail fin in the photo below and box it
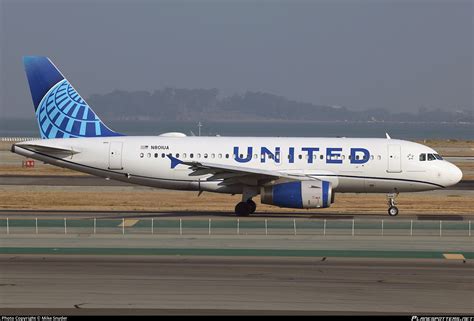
[23,56,122,139]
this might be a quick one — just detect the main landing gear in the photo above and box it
[235,199,257,216]
[235,187,258,216]
[387,193,399,216]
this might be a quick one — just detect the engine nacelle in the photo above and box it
[261,180,332,209]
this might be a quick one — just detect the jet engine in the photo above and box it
[260,180,333,209]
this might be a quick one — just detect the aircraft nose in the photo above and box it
[445,163,463,186]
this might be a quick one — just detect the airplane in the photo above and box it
[11,56,463,216]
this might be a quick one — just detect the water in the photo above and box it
[1,119,472,140]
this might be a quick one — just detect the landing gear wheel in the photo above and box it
[388,206,399,216]
[247,199,257,214]
[235,202,251,216]
[386,192,399,216]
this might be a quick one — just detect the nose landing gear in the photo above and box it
[387,193,399,216]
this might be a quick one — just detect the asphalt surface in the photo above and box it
[1,175,473,189]
[0,209,470,221]
[1,171,472,314]
[1,234,473,254]
[0,255,472,314]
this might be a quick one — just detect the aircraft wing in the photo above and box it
[168,155,319,186]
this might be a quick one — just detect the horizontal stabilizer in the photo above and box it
[14,143,79,155]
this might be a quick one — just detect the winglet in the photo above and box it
[385,132,391,139]
[167,154,183,169]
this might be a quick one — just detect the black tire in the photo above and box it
[388,206,399,216]
[247,199,257,214]
[235,202,251,216]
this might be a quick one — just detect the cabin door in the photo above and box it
[108,142,123,170]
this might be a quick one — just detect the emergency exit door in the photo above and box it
[387,144,402,173]
[108,142,123,170]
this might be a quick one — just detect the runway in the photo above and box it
[1,169,473,314]
[0,209,470,221]
[1,220,472,314]
[0,255,472,314]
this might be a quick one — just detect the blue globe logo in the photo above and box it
[36,80,107,138]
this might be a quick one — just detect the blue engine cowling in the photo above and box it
[260,180,332,209]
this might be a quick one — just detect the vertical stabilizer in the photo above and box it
[23,56,122,139]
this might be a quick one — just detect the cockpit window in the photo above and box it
[427,153,436,161]
[419,153,426,161]
[434,154,443,160]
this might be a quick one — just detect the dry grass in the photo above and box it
[415,139,474,148]
[0,166,87,176]
[455,163,474,180]
[0,189,472,215]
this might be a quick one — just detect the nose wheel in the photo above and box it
[387,193,399,216]
[388,206,399,216]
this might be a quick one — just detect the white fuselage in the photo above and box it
[13,136,463,195]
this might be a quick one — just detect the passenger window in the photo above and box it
[204,153,208,158]
[190,153,194,159]
[154,153,158,158]
[183,153,187,158]
[377,155,381,160]
[320,155,324,160]
[197,153,201,158]
[428,154,436,161]
[161,153,165,158]
[175,153,179,158]
[298,155,302,160]
[225,154,229,159]
[419,154,426,161]
[140,153,144,158]
[211,153,215,159]
[147,153,151,158]
[370,155,374,160]
[218,154,222,159]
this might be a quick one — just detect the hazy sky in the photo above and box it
[0,0,472,119]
